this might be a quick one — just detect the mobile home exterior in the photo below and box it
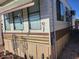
[0,0,73,59]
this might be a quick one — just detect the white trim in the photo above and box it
[1,15,5,32]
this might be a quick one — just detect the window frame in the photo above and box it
[56,0,65,21]
[12,10,24,31]
[65,7,70,22]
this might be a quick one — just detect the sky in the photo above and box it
[68,0,79,19]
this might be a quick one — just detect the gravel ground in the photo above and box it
[59,30,79,59]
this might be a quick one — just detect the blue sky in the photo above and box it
[68,0,79,19]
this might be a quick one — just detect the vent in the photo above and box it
[0,0,14,6]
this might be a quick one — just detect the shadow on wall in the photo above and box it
[0,50,54,59]
[0,50,52,59]
[0,50,25,59]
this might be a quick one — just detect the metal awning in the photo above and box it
[0,0,34,14]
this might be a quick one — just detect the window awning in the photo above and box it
[0,0,34,14]
[0,0,7,4]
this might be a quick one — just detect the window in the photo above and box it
[4,13,11,30]
[47,57,49,59]
[28,0,41,30]
[57,0,65,21]
[4,10,24,31]
[12,36,18,55]
[42,53,44,59]
[60,2,64,21]
[29,56,33,59]
[13,10,24,30]
[65,7,70,22]
[24,54,27,59]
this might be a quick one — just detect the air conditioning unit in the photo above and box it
[71,10,75,15]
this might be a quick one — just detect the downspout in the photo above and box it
[50,0,57,59]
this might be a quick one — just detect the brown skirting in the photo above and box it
[56,27,70,41]
[50,27,70,41]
